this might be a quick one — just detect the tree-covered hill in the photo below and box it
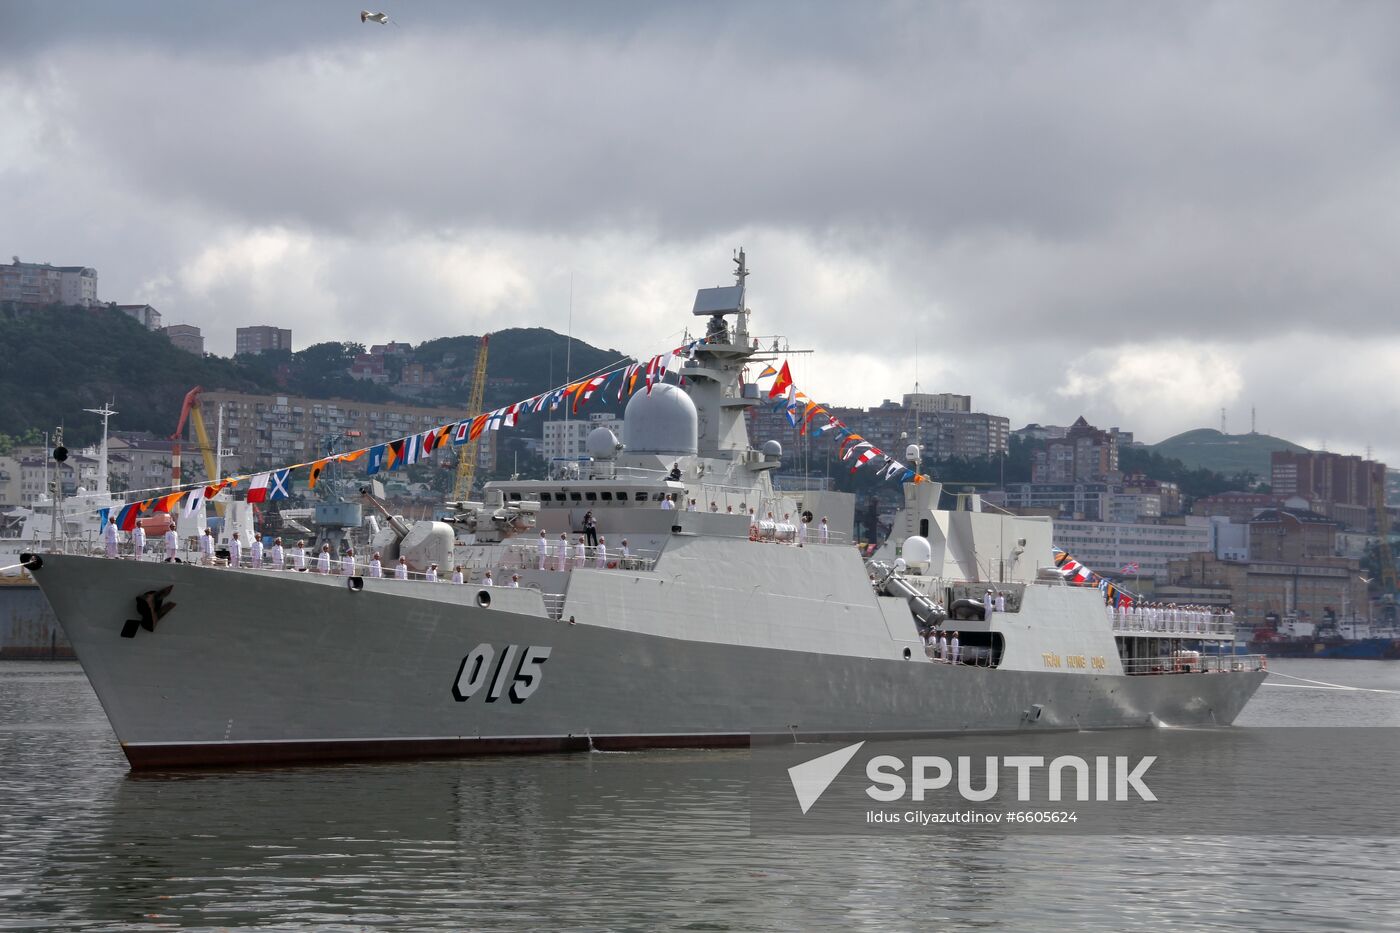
[0,305,632,446]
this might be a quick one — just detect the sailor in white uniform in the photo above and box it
[426,563,439,583]
[104,519,120,558]
[574,536,587,569]
[369,553,383,578]
[270,537,285,570]
[250,537,263,569]
[395,556,409,580]
[131,523,146,561]
[292,540,308,571]
[228,532,242,569]
[797,517,808,546]
[595,536,607,569]
[316,544,331,574]
[341,548,356,576]
[163,527,179,562]
[537,530,549,570]
[452,565,464,584]
[200,528,215,564]
[481,569,491,587]
[509,574,520,588]
[950,632,961,664]
[819,517,830,544]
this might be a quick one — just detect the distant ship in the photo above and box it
[1250,617,1400,660]
[24,252,1267,769]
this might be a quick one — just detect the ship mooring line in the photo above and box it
[1265,670,1400,695]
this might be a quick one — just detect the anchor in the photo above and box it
[121,585,177,639]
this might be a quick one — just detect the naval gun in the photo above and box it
[442,488,539,543]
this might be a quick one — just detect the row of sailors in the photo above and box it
[1111,603,1235,631]
[923,630,962,663]
[105,522,528,586]
[536,531,630,571]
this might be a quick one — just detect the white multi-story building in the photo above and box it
[542,413,622,463]
[0,259,97,307]
[1052,516,1214,580]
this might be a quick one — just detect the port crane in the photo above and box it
[453,334,490,500]
[170,386,224,515]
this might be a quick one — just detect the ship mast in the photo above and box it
[82,403,117,497]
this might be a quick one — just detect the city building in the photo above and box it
[113,303,162,331]
[901,392,970,414]
[995,482,1111,521]
[0,455,19,509]
[195,391,472,475]
[163,324,205,355]
[542,413,623,463]
[0,258,97,307]
[1166,552,1366,628]
[1270,450,1386,530]
[1030,416,1122,484]
[1050,515,1214,580]
[1247,507,1340,563]
[749,395,1009,463]
[105,436,179,492]
[349,353,388,383]
[236,325,293,356]
[1191,490,1280,524]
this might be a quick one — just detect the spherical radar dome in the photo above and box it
[587,427,621,460]
[622,382,698,456]
[902,535,933,571]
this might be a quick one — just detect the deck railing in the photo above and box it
[1121,653,1266,675]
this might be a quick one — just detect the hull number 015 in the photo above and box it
[452,643,552,703]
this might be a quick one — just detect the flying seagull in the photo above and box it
[360,10,392,24]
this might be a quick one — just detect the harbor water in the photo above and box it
[1,659,1397,931]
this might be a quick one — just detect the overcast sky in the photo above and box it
[5,1,1400,461]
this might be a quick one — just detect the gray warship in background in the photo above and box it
[26,252,1266,769]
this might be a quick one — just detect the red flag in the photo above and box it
[767,361,793,398]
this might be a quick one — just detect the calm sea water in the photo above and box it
[0,659,1397,931]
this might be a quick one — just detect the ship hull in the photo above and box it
[34,556,1264,769]
[1251,638,1400,660]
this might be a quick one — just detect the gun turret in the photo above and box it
[359,488,411,539]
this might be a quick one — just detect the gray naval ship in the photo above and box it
[26,254,1266,768]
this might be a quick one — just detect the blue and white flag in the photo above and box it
[267,469,292,501]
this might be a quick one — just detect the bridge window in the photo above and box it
[509,493,521,501]
[585,492,597,502]
[570,492,582,502]
[920,519,929,537]
[539,493,552,502]
[601,491,613,501]
[616,492,629,501]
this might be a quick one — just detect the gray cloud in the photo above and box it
[4,1,1400,460]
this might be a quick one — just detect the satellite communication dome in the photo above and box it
[762,440,783,459]
[902,535,933,571]
[586,427,621,460]
[622,382,698,456]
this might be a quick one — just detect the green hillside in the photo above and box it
[1147,428,1308,479]
[0,305,631,446]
